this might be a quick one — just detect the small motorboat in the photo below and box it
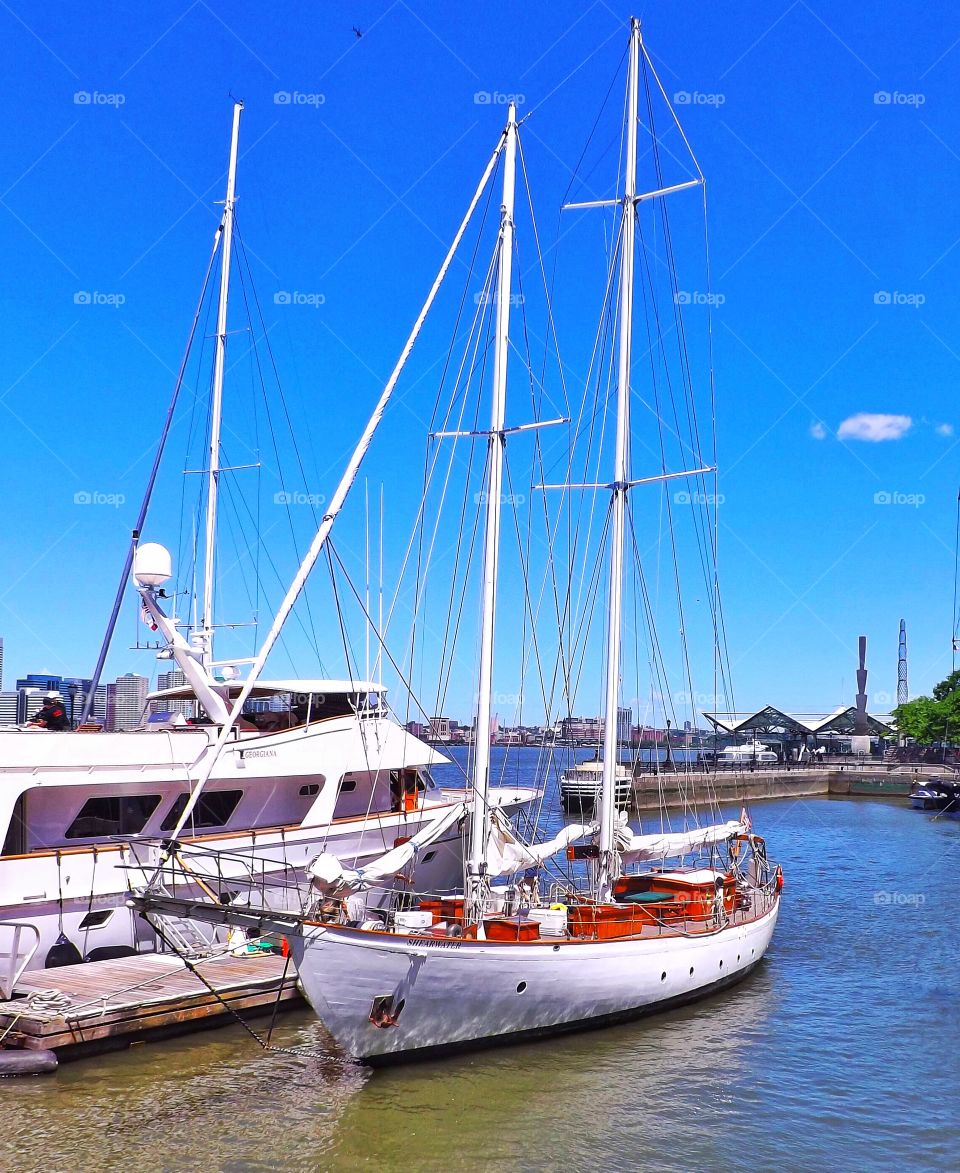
[559,759,632,813]
[909,780,960,812]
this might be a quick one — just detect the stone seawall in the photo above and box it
[629,768,920,811]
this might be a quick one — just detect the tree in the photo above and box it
[893,669,960,744]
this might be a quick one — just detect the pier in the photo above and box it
[0,949,302,1064]
[630,765,935,810]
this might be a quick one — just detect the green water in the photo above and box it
[2,795,958,1172]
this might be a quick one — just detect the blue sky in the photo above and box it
[1,1,958,725]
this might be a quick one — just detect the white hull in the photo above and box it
[291,898,780,1063]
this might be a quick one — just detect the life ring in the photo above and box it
[775,865,784,893]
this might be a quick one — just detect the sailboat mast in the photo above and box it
[597,20,640,900]
[200,99,243,668]
[467,104,517,920]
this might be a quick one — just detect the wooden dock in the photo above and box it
[0,949,303,1061]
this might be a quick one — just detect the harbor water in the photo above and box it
[3,749,958,1172]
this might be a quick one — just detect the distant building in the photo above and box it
[405,721,429,739]
[106,673,149,731]
[616,706,632,745]
[428,716,453,742]
[560,716,603,743]
[0,690,22,725]
[150,669,197,720]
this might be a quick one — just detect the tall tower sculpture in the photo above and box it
[897,620,908,707]
[854,635,869,735]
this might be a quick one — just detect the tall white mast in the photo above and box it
[597,20,640,900]
[200,100,243,668]
[466,104,517,921]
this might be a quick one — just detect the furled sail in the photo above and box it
[616,813,746,863]
[485,810,593,876]
[307,801,467,895]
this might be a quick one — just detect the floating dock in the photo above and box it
[0,949,302,1063]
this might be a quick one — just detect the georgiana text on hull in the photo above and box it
[135,17,782,1064]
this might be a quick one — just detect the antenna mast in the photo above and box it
[200,100,243,668]
[897,619,908,706]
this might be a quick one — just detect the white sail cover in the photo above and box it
[485,811,593,876]
[617,816,746,863]
[307,802,467,894]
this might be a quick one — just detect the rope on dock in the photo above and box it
[0,989,73,1045]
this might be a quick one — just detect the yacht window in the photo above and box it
[340,779,357,793]
[65,795,162,839]
[79,909,113,929]
[299,783,321,797]
[161,790,243,832]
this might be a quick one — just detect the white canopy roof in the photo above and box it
[148,678,386,702]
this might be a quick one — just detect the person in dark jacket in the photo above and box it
[30,693,70,731]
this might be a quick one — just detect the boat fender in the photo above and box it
[775,866,784,893]
[0,1049,58,1077]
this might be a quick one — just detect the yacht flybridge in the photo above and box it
[136,19,782,1066]
[0,100,534,986]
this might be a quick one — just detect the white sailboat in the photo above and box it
[0,101,533,985]
[136,20,782,1064]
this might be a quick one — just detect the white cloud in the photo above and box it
[837,413,912,442]
[809,421,827,440]
[936,422,954,437]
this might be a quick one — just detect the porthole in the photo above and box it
[552,944,560,952]
[421,850,437,863]
[719,960,724,969]
[79,909,113,929]
[737,953,741,962]
[689,966,694,976]
[516,981,527,993]
[661,971,667,982]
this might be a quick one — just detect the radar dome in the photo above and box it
[133,542,172,587]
